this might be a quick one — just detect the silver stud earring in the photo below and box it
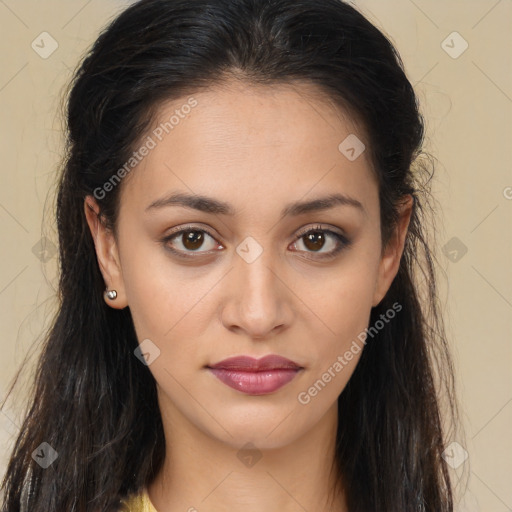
[105,289,117,300]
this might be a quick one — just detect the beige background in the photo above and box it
[0,0,511,510]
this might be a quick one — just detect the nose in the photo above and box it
[220,245,294,340]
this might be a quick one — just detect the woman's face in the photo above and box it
[86,80,410,450]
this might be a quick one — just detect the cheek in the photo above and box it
[303,248,380,377]
[118,227,202,328]
[308,250,380,331]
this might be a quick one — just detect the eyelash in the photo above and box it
[160,224,351,261]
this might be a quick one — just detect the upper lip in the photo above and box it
[207,355,302,371]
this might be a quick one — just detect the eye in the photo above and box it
[161,223,350,260]
[290,224,350,259]
[161,225,222,258]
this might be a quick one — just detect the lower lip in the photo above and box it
[208,368,301,395]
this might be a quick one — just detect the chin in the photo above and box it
[199,412,308,451]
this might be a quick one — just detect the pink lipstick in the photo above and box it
[207,355,302,395]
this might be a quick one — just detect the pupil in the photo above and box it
[304,232,324,251]
[183,230,204,250]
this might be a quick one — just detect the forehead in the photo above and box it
[120,79,377,215]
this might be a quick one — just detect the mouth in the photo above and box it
[206,354,303,395]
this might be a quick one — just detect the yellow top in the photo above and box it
[120,487,158,512]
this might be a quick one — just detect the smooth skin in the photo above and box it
[85,79,412,512]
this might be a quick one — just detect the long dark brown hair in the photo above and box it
[1,0,459,510]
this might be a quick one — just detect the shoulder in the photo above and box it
[120,487,157,512]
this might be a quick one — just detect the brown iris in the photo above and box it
[302,231,326,252]
[182,230,205,251]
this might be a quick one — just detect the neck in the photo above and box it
[147,390,347,512]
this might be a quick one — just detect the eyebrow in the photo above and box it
[145,191,365,218]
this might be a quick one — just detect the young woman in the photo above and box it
[1,0,459,511]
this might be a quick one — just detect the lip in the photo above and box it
[207,355,303,395]
[208,354,302,371]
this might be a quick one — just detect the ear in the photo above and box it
[84,195,128,309]
[372,194,414,307]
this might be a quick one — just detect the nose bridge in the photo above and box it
[224,235,290,336]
